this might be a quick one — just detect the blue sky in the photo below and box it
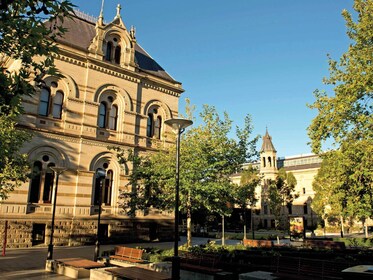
[72,0,354,157]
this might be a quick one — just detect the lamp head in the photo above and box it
[164,118,193,134]
[96,168,106,179]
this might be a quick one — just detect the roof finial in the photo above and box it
[98,0,105,25]
[115,3,122,19]
[130,25,136,39]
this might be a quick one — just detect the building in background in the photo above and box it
[231,129,321,230]
[0,7,183,248]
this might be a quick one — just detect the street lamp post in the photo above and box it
[94,168,106,262]
[164,118,193,280]
[47,166,67,260]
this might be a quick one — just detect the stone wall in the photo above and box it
[0,217,174,248]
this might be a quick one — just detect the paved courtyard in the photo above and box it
[0,237,240,279]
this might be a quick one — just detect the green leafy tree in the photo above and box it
[313,142,373,237]
[112,105,259,247]
[308,0,373,235]
[267,168,298,242]
[0,110,31,199]
[0,1,74,199]
[234,166,261,239]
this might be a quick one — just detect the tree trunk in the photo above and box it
[364,223,368,238]
[222,215,225,246]
[340,215,344,238]
[243,207,247,240]
[186,193,192,247]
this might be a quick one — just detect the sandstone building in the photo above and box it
[231,130,322,230]
[0,7,183,248]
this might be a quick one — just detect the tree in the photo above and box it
[266,168,298,243]
[112,105,259,247]
[308,0,373,234]
[0,1,74,199]
[312,142,373,237]
[0,110,30,200]
[234,166,261,239]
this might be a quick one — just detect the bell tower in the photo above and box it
[260,128,278,180]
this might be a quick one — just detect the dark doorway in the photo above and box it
[149,223,158,241]
[32,223,46,246]
[99,224,109,244]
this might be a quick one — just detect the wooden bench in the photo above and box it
[109,246,144,263]
[243,239,273,248]
[304,240,346,250]
[106,266,171,280]
[273,256,351,279]
[180,252,223,275]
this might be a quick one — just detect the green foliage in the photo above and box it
[0,108,31,199]
[312,141,373,223]
[266,168,298,230]
[308,0,373,222]
[0,1,74,199]
[308,0,373,153]
[112,104,259,244]
[0,1,75,113]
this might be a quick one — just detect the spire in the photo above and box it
[130,25,136,39]
[115,4,121,19]
[260,129,276,152]
[98,0,105,25]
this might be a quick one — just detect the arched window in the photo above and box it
[39,88,50,116]
[262,157,266,167]
[147,113,154,137]
[114,46,121,64]
[29,161,42,203]
[52,91,63,119]
[42,163,55,203]
[104,170,113,206]
[268,157,272,167]
[98,102,107,128]
[154,116,162,139]
[109,105,118,130]
[105,41,113,61]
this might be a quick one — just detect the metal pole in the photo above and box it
[94,177,104,262]
[47,172,60,260]
[251,208,255,239]
[172,129,181,280]
[2,220,8,256]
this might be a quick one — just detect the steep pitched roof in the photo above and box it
[260,129,277,153]
[46,14,178,83]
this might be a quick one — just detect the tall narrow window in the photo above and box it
[287,203,293,214]
[114,46,121,64]
[39,88,50,116]
[104,170,113,206]
[98,102,107,128]
[42,163,55,203]
[304,203,308,214]
[52,91,63,119]
[109,105,118,130]
[147,113,154,137]
[105,41,113,61]
[154,116,162,139]
[29,161,42,203]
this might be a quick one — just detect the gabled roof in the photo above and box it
[260,129,277,153]
[46,14,178,83]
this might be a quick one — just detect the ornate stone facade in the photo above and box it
[0,8,182,248]
[231,130,322,230]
